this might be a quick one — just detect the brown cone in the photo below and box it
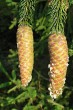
[17,26,34,87]
[48,33,69,99]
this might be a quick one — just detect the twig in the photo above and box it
[34,69,49,81]
[47,99,64,109]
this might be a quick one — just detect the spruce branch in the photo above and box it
[18,0,44,27]
[42,0,69,36]
[18,0,37,27]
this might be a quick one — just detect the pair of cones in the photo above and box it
[16,25,69,99]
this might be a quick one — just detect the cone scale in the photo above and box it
[17,26,34,87]
[48,33,69,99]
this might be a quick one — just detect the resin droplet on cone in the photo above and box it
[48,33,69,99]
[17,26,34,87]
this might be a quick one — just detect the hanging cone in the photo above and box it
[17,25,34,87]
[48,33,69,99]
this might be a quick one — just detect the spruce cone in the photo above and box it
[17,26,34,87]
[48,33,69,99]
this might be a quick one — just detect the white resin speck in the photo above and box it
[66,63,69,67]
[48,64,50,68]
[50,67,53,71]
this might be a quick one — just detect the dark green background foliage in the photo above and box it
[0,0,73,110]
